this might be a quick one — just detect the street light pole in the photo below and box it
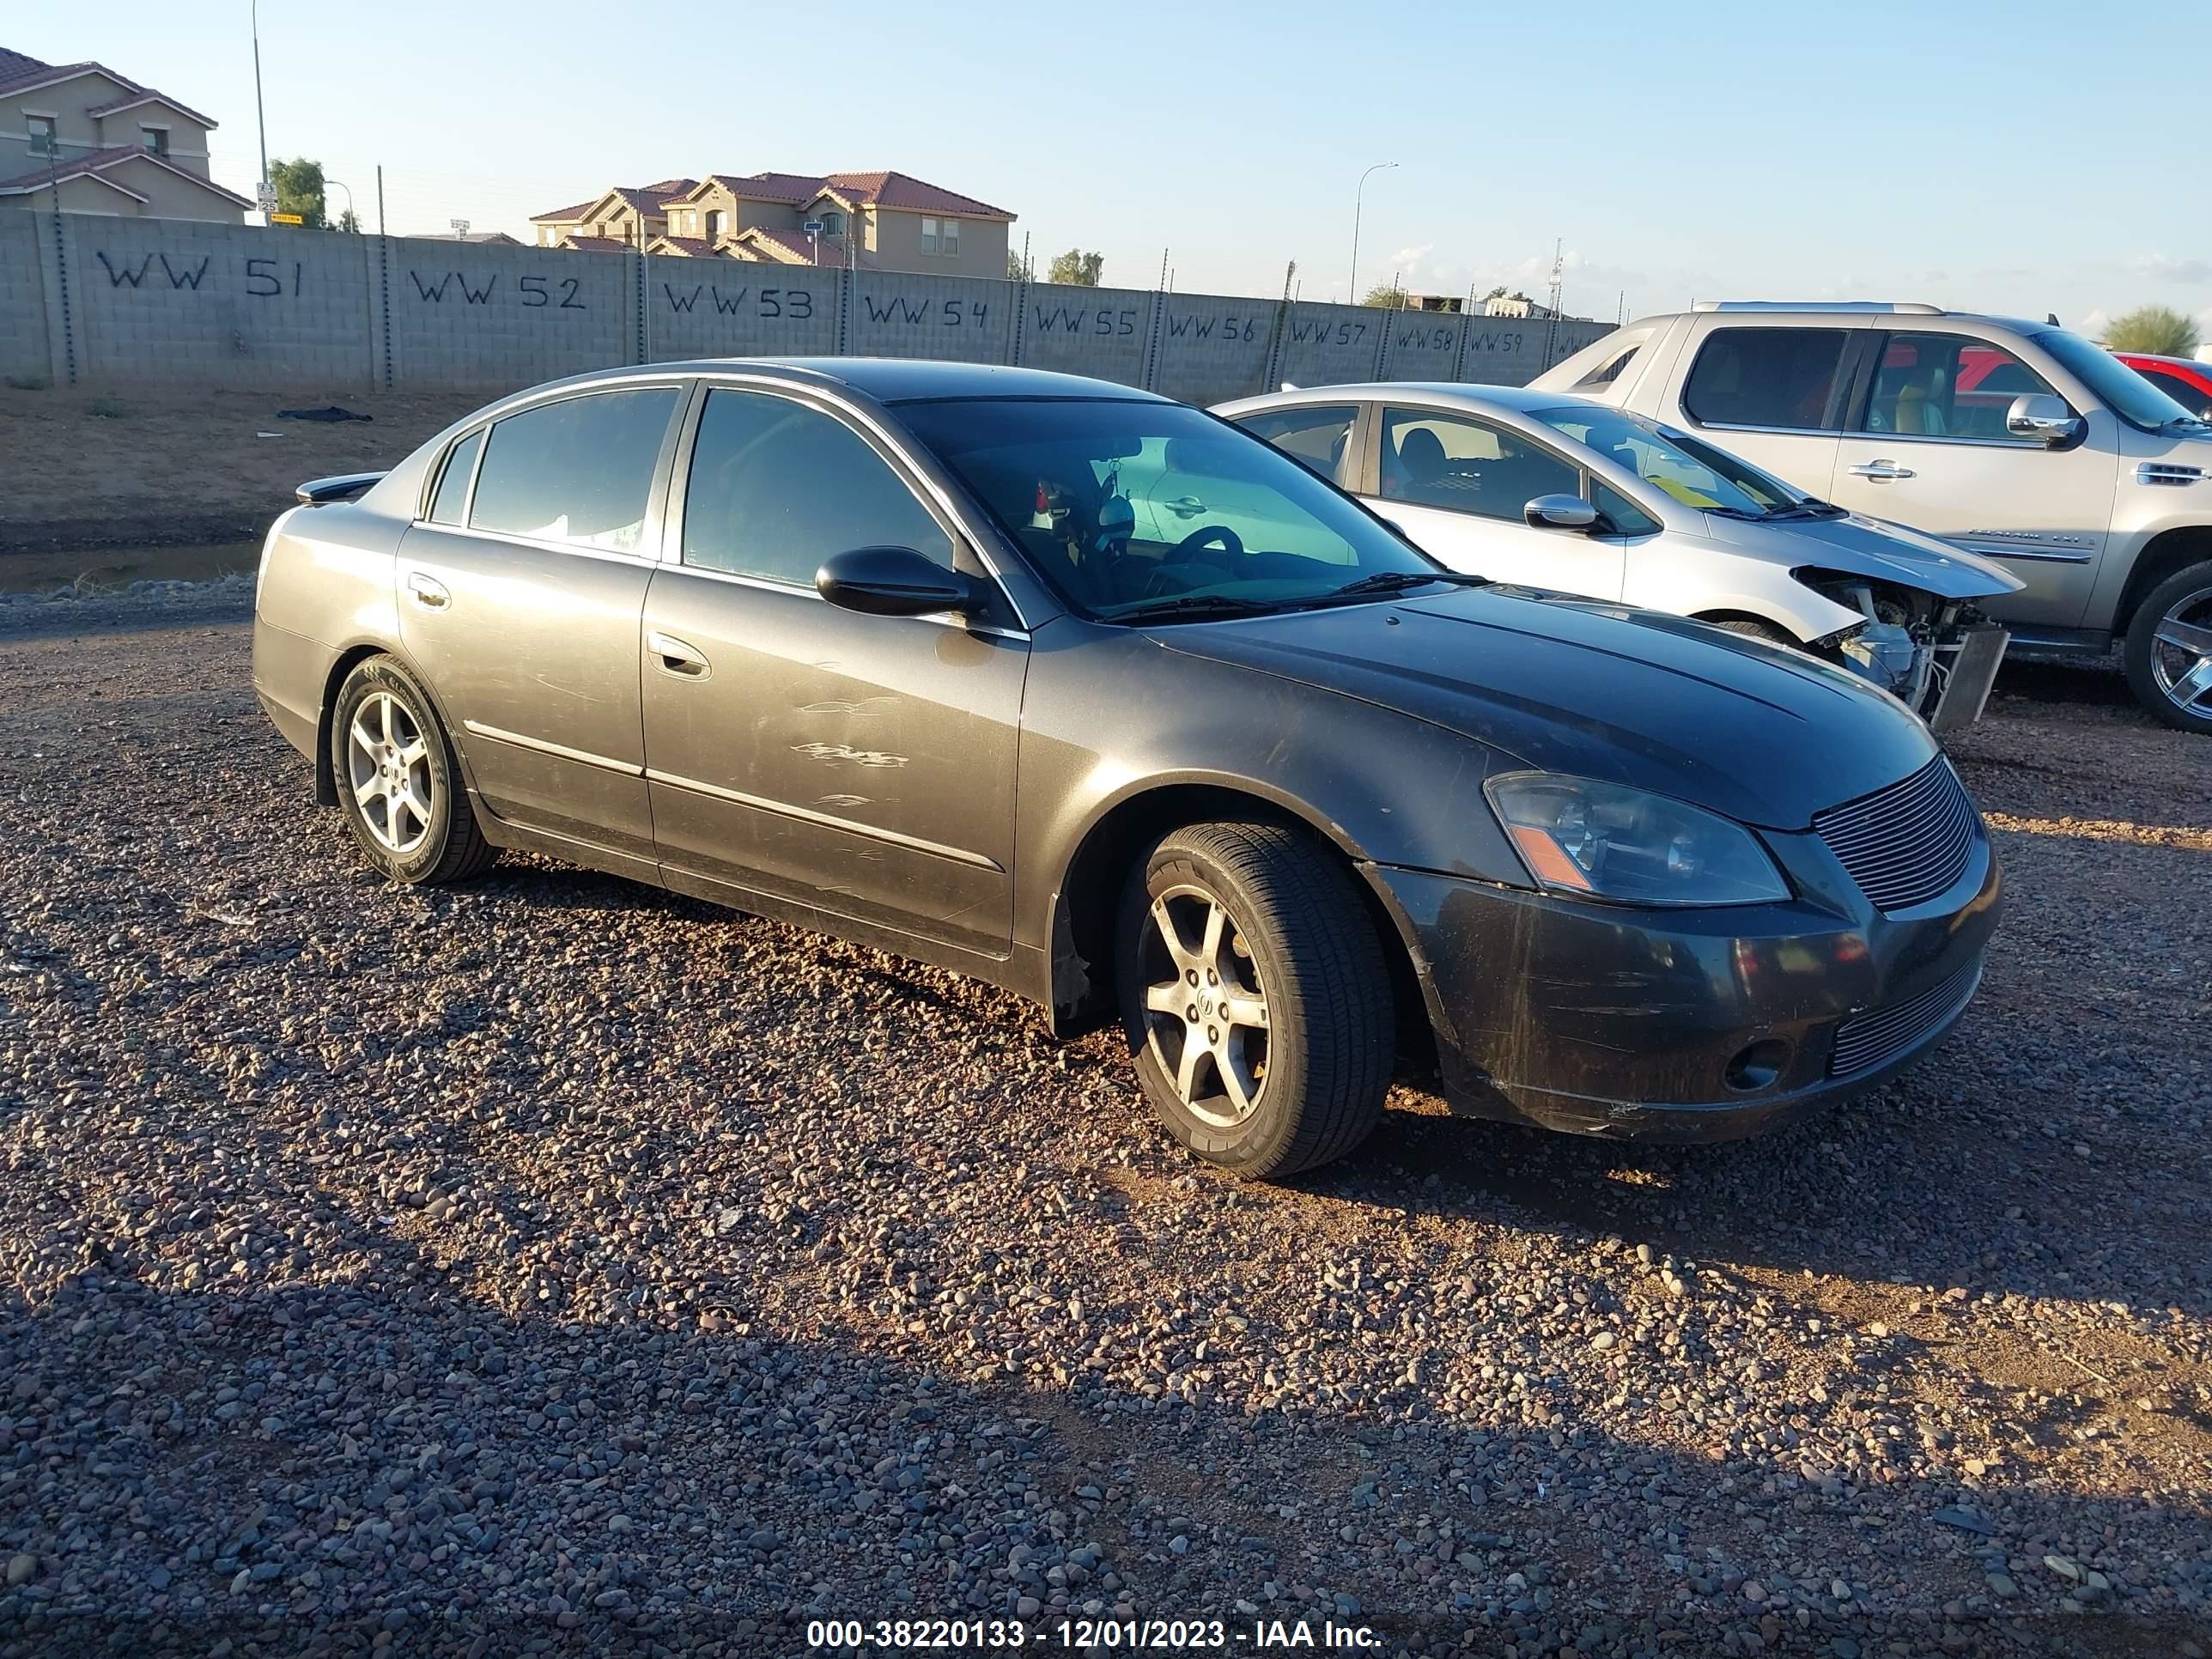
[1348,161,1396,305]
[251,0,271,223]
[325,176,355,230]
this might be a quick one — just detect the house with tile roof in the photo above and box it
[540,168,1014,278]
[0,46,249,222]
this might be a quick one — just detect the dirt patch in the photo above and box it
[0,383,488,553]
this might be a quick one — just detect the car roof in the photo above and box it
[1224,382,1588,415]
[544,356,1171,405]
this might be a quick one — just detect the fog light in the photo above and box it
[1724,1039,1790,1092]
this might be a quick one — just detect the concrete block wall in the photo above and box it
[0,213,48,383]
[15,210,1613,403]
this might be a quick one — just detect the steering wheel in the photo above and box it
[1174,524,1245,568]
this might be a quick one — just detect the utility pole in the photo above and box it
[251,0,272,224]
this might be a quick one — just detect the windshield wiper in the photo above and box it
[1760,499,1845,520]
[1306,569,1492,604]
[1110,593,1289,625]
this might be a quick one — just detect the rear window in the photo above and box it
[1681,327,1850,431]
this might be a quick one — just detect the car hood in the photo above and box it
[1152,586,1940,830]
[1698,510,2024,598]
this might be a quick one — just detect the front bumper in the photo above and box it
[1366,826,2003,1141]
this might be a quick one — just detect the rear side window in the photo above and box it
[1682,327,1850,431]
[469,387,680,552]
[426,429,482,525]
[680,389,952,585]
[1232,404,1358,484]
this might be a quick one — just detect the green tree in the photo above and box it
[337,208,362,234]
[2104,304,2200,356]
[1006,249,1033,282]
[1047,248,1103,287]
[1361,280,1406,308]
[268,157,327,228]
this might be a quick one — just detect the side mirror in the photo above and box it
[815,546,984,617]
[1524,494,1599,532]
[2006,392,2084,447]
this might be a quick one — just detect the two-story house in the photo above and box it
[538,168,1012,277]
[0,46,249,221]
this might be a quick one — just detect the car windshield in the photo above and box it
[895,398,1443,620]
[2031,327,2204,431]
[1526,404,1801,516]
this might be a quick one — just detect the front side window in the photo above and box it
[1379,406,1580,521]
[27,116,56,157]
[681,389,951,585]
[1863,332,2060,441]
[896,398,1437,620]
[1528,404,1796,514]
[921,216,940,254]
[426,428,483,525]
[1232,404,1357,483]
[1594,483,1661,538]
[1681,327,1850,431]
[468,387,678,552]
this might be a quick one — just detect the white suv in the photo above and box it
[1534,302,2212,732]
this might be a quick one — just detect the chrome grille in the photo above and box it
[1814,757,1978,913]
[1829,960,1982,1078]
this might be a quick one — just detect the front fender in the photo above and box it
[1012,623,1531,962]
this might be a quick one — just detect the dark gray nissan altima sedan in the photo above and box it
[252,359,2002,1179]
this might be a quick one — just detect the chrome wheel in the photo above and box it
[1139,885,1270,1129]
[2149,585,2212,717]
[345,690,434,855]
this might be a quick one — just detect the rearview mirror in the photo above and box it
[1524,494,1599,532]
[815,546,985,617]
[2005,393,2084,447]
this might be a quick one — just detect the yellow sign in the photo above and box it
[270,212,303,225]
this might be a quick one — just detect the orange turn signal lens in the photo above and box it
[1508,824,1595,892]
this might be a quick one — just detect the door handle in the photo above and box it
[1848,459,1916,481]
[1166,495,1206,517]
[647,630,711,678]
[405,572,451,609]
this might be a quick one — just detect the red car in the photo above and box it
[2113,351,2212,419]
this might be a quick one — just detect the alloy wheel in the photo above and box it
[345,691,434,855]
[2149,585,2212,718]
[1139,884,1271,1129]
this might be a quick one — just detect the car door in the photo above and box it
[1672,322,1853,498]
[395,382,684,865]
[1364,403,1626,597]
[1825,330,2118,629]
[640,383,1027,960]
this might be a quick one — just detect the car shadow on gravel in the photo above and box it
[2,1259,2201,1659]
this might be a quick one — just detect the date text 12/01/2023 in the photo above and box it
[804,1617,1383,1650]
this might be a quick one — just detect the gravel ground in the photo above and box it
[0,591,2206,1659]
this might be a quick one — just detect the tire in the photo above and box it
[1708,617,1797,648]
[1115,821,1392,1180]
[327,655,497,884]
[2123,561,2212,735]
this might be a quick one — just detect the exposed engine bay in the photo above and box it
[1800,570,2011,734]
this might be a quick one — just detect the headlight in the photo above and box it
[1484,772,1789,906]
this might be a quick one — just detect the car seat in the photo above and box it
[1894,369,1948,436]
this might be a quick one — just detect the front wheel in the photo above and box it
[329,655,497,883]
[2124,562,2212,734]
[1115,822,1393,1180]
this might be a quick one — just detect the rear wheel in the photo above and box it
[329,656,496,884]
[2124,562,2212,734]
[1115,822,1392,1180]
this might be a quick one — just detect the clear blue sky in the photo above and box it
[20,0,2209,337]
